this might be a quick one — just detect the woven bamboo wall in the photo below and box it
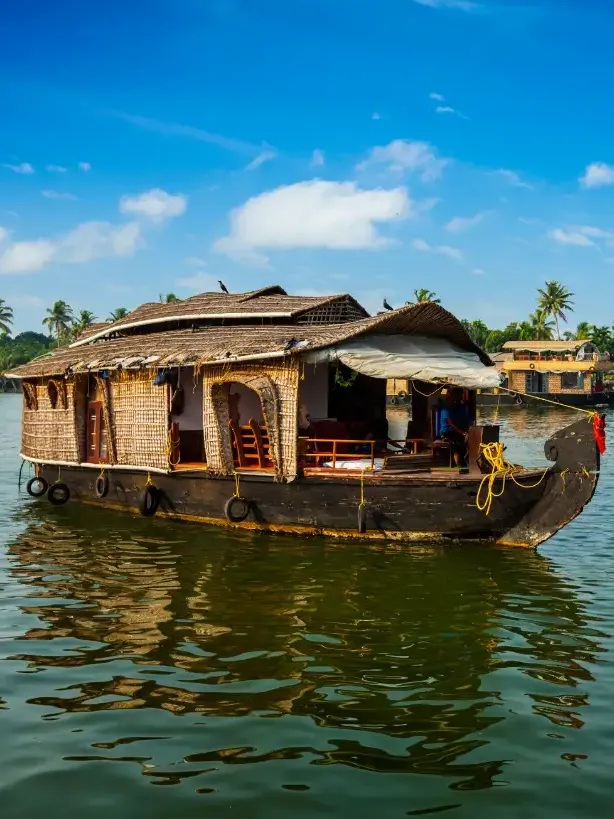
[21,378,83,462]
[110,372,169,469]
[203,360,300,479]
[510,371,526,392]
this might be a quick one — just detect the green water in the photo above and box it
[1,393,613,818]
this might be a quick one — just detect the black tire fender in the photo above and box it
[357,504,367,534]
[139,485,159,517]
[48,482,70,506]
[95,473,109,499]
[224,496,250,523]
[389,396,397,406]
[515,396,523,405]
[545,443,559,462]
[26,476,48,497]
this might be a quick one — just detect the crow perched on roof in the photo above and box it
[383,298,394,311]
[218,280,229,294]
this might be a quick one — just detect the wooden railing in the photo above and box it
[298,438,425,470]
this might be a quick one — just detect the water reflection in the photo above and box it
[3,504,609,797]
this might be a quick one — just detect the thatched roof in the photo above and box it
[8,301,493,379]
[69,286,369,348]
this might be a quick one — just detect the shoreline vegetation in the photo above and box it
[2,282,613,388]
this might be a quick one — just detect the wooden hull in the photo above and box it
[31,419,600,548]
[477,390,614,407]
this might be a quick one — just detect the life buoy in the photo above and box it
[224,496,250,523]
[26,476,48,497]
[139,485,159,517]
[529,363,536,369]
[48,482,70,505]
[589,366,595,371]
[357,504,367,534]
[95,473,109,499]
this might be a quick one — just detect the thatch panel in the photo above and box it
[21,379,81,463]
[110,373,168,469]
[203,361,300,480]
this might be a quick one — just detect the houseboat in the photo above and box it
[477,340,614,407]
[7,286,604,548]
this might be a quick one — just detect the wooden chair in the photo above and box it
[229,418,274,470]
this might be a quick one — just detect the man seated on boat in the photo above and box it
[439,388,470,466]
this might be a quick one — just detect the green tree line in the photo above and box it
[2,281,612,373]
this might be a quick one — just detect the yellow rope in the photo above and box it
[476,442,549,516]
[233,471,241,497]
[560,468,569,492]
[411,381,444,398]
[359,469,365,508]
[498,386,596,417]
[146,472,153,486]
[56,467,62,483]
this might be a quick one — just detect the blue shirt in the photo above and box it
[440,405,469,435]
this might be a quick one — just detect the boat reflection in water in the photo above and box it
[4,503,608,800]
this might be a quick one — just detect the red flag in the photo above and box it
[593,414,606,455]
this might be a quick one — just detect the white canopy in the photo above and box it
[307,334,501,389]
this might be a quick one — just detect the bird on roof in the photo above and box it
[383,298,394,311]
[283,338,298,352]
[218,280,229,295]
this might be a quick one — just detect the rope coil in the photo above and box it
[476,442,549,516]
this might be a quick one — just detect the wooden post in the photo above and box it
[332,439,337,469]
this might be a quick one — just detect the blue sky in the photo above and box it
[2,0,614,333]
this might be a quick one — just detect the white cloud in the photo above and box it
[372,112,381,120]
[412,237,463,260]
[0,220,142,275]
[214,180,411,263]
[245,147,277,171]
[430,92,445,101]
[472,268,485,275]
[0,227,7,243]
[311,149,325,167]
[0,240,56,274]
[575,225,614,240]
[60,221,142,262]
[10,294,45,307]
[548,228,595,247]
[412,0,479,10]
[580,162,614,189]
[3,162,34,174]
[119,188,187,221]
[490,168,533,189]
[46,164,67,173]
[176,272,219,291]
[78,162,91,172]
[42,189,78,201]
[357,139,448,181]
[436,106,456,114]
[445,212,486,232]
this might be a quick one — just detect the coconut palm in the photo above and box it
[528,310,555,341]
[409,288,441,304]
[536,280,574,340]
[108,307,129,321]
[0,298,13,334]
[42,300,74,344]
[74,309,97,331]
[575,321,593,340]
[159,292,179,303]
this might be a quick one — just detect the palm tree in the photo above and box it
[74,309,97,331]
[0,298,13,335]
[159,292,179,303]
[575,321,593,340]
[42,300,74,345]
[536,280,574,340]
[108,307,129,321]
[528,310,554,341]
[409,288,441,304]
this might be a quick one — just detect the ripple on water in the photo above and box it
[0,397,614,818]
